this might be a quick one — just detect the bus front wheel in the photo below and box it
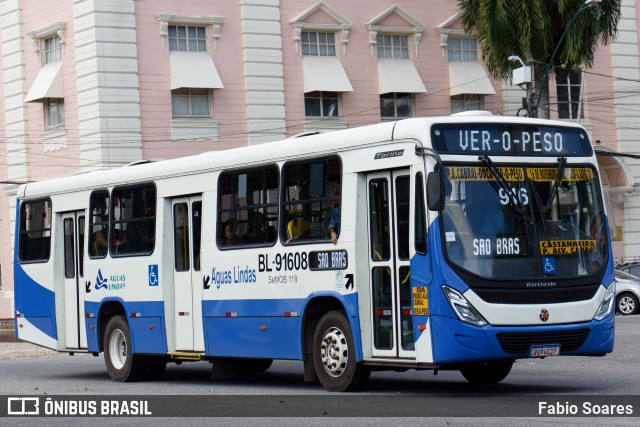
[103,315,148,382]
[312,311,370,392]
[459,360,514,384]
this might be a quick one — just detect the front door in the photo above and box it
[172,196,203,351]
[367,170,415,358]
[61,211,87,349]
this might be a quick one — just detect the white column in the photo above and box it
[73,0,142,169]
[612,0,640,258]
[241,0,287,144]
[0,0,29,316]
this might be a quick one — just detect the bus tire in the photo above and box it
[312,311,370,392]
[459,360,513,384]
[103,315,148,382]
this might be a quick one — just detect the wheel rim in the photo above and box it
[320,326,348,378]
[109,329,127,370]
[619,296,635,315]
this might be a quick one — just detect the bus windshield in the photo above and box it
[441,163,608,279]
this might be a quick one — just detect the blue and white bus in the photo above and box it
[14,114,615,391]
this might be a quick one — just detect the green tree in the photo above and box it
[458,0,620,118]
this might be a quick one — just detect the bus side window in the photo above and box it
[110,184,156,256]
[18,199,52,263]
[218,165,279,248]
[282,157,341,244]
[89,190,109,258]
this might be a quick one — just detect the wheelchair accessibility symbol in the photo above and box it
[149,264,159,286]
[542,257,556,274]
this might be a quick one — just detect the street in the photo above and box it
[0,315,638,425]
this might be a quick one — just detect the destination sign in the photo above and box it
[309,250,348,271]
[431,123,592,156]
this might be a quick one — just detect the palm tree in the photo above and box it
[458,0,620,118]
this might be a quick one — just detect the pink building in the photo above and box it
[0,0,638,319]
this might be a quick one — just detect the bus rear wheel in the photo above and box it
[312,311,370,392]
[103,315,148,382]
[459,360,514,384]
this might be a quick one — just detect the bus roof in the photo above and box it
[18,115,588,199]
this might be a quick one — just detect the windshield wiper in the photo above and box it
[478,155,525,213]
[528,179,550,237]
[545,157,567,212]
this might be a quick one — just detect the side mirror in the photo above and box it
[427,171,445,211]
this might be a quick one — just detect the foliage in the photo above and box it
[458,0,620,81]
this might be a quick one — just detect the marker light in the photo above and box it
[594,283,615,321]
[442,285,487,327]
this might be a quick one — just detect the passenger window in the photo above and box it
[18,199,52,263]
[89,191,109,258]
[282,157,341,244]
[218,166,278,248]
[111,184,156,256]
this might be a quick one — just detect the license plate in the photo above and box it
[529,344,560,358]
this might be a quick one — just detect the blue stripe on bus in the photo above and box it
[13,200,57,340]
[202,292,361,361]
[13,265,57,340]
[85,299,167,354]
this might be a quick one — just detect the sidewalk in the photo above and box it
[0,341,65,361]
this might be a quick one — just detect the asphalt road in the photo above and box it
[0,315,638,425]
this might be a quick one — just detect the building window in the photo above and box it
[305,91,339,117]
[451,94,482,114]
[447,38,477,62]
[556,69,583,119]
[45,98,65,129]
[168,25,206,52]
[44,35,62,63]
[301,31,336,56]
[172,89,210,118]
[376,35,409,59]
[380,93,412,119]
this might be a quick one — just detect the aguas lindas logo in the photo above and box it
[93,269,126,291]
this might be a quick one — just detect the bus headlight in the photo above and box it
[593,283,615,321]
[443,285,487,327]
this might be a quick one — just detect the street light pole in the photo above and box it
[508,55,534,115]
[532,0,602,118]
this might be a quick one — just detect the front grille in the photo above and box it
[474,285,599,304]
[496,329,590,354]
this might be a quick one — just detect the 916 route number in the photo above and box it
[258,252,308,272]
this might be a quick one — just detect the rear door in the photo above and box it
[61,211,87,349]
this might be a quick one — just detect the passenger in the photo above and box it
[327,188,340,245]
[222,219,241,245]
[246,212,265,243]
[93,226,108,256]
